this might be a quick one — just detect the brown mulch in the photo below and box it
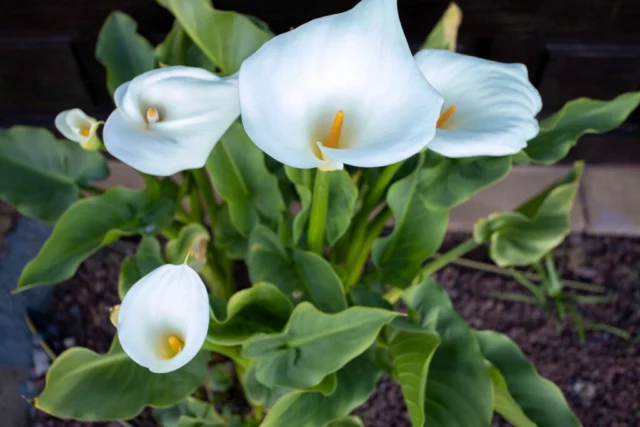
[31,235,640,427]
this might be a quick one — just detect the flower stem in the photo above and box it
[420,238,480,276]
[344,208,391,290]
[362,161,403,214]
[308,169,331,254]
[192,168,218,228]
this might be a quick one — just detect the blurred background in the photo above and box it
[1,0,639,163]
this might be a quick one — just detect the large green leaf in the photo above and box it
[166,223,210,272]
[525,92,640,164]
[402,277,493,426]
[34,337,207,421]
[243,363,290,408]
[243,302,396,389]
[0,126,109,222]
[213,205,248,260]
[327,416,365,427]
[206,123,284,237]
[154,397,225,427]
[476,331,581,427]
[421,2,462,51]
[421,151,511,209]
[372,157,448,288]
[247,225,347,313]
[286,168,358,247]
[208,282,293,346]
[157,0,273,75]
[487,365,536,427]
[388,329,441,427]
[96,11,155,95]
[154,20,213,69]
[474,162,583,266]
[17,181,177,291]
[261,355,380,427]
[118,236,164,298]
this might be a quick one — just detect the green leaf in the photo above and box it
[421,151,511,209]
[243,302,396,389]
[214,204,248,260]
[35,337,207,421]
[208,282,293,346]
[206,123,284,237]
[474,162,584,267]
[421,2,462,51]
[158,0,273,75]
[154,397,224,427]
[243,363,290,408]
[118,236,164,298]
[166,223,210,272]
[155,20,213,69]
[388,329,441,427]
[96,11,155,95]
[285,168,357,246]
[261,355,380,427]
[487,364,536,427]
[402,277,493,426]
[372,157,448,288]
[247,225,347,313]
[17,182,177,291]
[477,331,581,426]
[525,92,640,164]
[0,126,109,222]
[327,416,365,427]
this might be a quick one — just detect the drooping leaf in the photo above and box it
[0,126,109,222]
[487,364,536,427]
[525,92,640,164]
[421,2,462,51]
[96,11,155,95]
[243,302,396,389]
[157,0,273,75]
[207,282,293,346]
[247,225,347,313]
[206,123,284,237]
[118,235,164,298]
[474,162,584,266]
[261,355,380,427]
[154,20,213,69]
[372,156,448,288]
[402,277,493,426]
[285,168,357,246]
[388,329,441,427]
[17,181,177,291]
[35,337,207,421]
[476,330,582,427]
[166,223,210,272]
[421,151,511,209]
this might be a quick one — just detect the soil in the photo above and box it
[29,234,640,427]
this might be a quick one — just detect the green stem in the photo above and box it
[202,339,249,370]
[80,184,105,196]
[192,168,218,228]
[188,184,204,224]
[308,169,331,254]
[161,221,181,239]
[420,238,480,276]
[361,161,403,214]
[344,208,392,290]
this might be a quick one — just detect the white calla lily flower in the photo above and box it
[54,108,101,151]
[118,264,209,373]
[238,0,444,171]
[415,49,542,157]
[103,66,240,176]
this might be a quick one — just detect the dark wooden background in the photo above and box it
[1,0,639,163]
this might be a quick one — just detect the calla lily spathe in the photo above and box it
[415,49,542,157]
[238,0,443,171]
[103,66,240,176]
[55,108,101,151]
[118,264,209,373]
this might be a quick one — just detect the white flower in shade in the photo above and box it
[238,0,443,171]
[103,66,240,176]
[117,264,209,373]
[415,49,542,157]
[55,108,101,151]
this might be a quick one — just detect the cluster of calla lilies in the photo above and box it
[55,0,540,373]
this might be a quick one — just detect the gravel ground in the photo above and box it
[29,234,640,427]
